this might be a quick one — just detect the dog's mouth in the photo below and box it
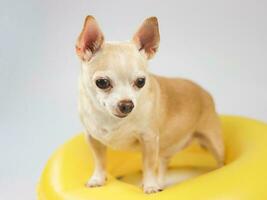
[113,113,128,118]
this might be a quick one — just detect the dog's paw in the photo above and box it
[85,176,106,187]
[143,184,162,194]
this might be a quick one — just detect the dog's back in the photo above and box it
[153,75,224,164]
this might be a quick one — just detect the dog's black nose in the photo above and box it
[118,100,134,114]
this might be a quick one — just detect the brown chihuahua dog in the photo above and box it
[76,16,224,193]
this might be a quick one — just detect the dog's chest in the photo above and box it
[88,120,140,150]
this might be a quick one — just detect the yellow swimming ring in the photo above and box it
[38,116,267,200]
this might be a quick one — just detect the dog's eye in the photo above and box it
[135,77,146,88]
[95,78,111,90]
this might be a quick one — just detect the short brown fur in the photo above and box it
[76,16,225,194]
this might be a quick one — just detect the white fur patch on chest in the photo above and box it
[80,105,141,151]
[90,123,140,151]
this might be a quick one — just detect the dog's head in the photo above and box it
[76,16,160,119]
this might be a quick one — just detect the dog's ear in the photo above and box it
[132,17,160,59]
[76,16,104,61]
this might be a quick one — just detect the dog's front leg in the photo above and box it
[86,134,107,187]
[141,133,161,193]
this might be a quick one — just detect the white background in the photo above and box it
[1,0,266,199]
